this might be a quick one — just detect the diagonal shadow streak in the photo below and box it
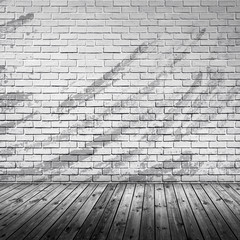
[50,29,208,162]
[58,37,164,110]
[0,13,35,133]
[83,70,231,160]
[0,29,204,137]
[0,29,207,158]
[125,75,239,178]
[3,30,206,155]
[0,35,164,132]
[0,30,185,144]
[73,68,239,178]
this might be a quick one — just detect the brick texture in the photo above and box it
[0,0,240,182]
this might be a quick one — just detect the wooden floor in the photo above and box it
[0,183,240,240]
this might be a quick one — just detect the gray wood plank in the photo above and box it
[229,183,240,196]
[221,184,240,205]
[6,184,77,240]
[21,184,87,240]
[0,184,68,239]
[214,184,240,221]
[192,184,237,240]
[0,184,30,203]
[123,184,144,240]
[107,184,135,240]
[0,184,19,196]
[1,183,240,240]
[0,184,13,192]
[73,184,117,240]
[219,184,240,205]
[57,184,107,240]
[140,184,154,240]
[0,184,40,212]
[0,184,48,221]
[202,184,240,239]
[174,184,204,240]
[155,183,171,240]
[41,184,97,240]
[165,183,187,240]
[0,184,57,230]
[90,184,126,240]
[183,184,220,240]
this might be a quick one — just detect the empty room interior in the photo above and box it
[0,0,240,239]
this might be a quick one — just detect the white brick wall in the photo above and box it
[0,0,240,182]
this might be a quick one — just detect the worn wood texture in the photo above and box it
[0,183,240,240]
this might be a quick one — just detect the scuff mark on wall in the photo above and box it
[0,13,34,37]
[0,92,32,113]
[0,65,5,72]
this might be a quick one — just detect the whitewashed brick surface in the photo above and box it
[0,0,240,182]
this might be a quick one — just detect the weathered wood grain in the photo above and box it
[57,184,107,240]
[123,184,144,240]
[193,184,237,240]
[155,183,171,240]
[183,184,221,240]
[0,183,239,240]
[107,184,135,240]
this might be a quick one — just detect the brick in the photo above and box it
[70,175,92,181]
[182,176,200,182]
[93,175,111,181]
[52,175,69,182]
[16,175,33,182]
[199,175,218,181]
[217,175,235,182]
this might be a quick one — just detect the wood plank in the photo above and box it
[0,184,13,192]
[192,184,237,240]
[107,184,135,240]
[0,184,40,212]
[0,184,57,230]
[0,184,48,221]
[20,184,87,240]
[183,184,220,240]
[140,184,154,240]
[214,184,240,221]
[0,184,30,203]
[202,184,240,239]
[5,184,77,240]
[174,184,204,240]
[0,184,68,239]
[90,184,126,240]
[221,184,240,202]
[229,183,240,196]
[73,184,117,240]
[155,184,171,240]
[0,183,239,240]
[221,184,240,205]
[0,184,19,196]
[41,184,97,240]
[57,184,107,240]
[165,183,187,240]
[123,184,145,240]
